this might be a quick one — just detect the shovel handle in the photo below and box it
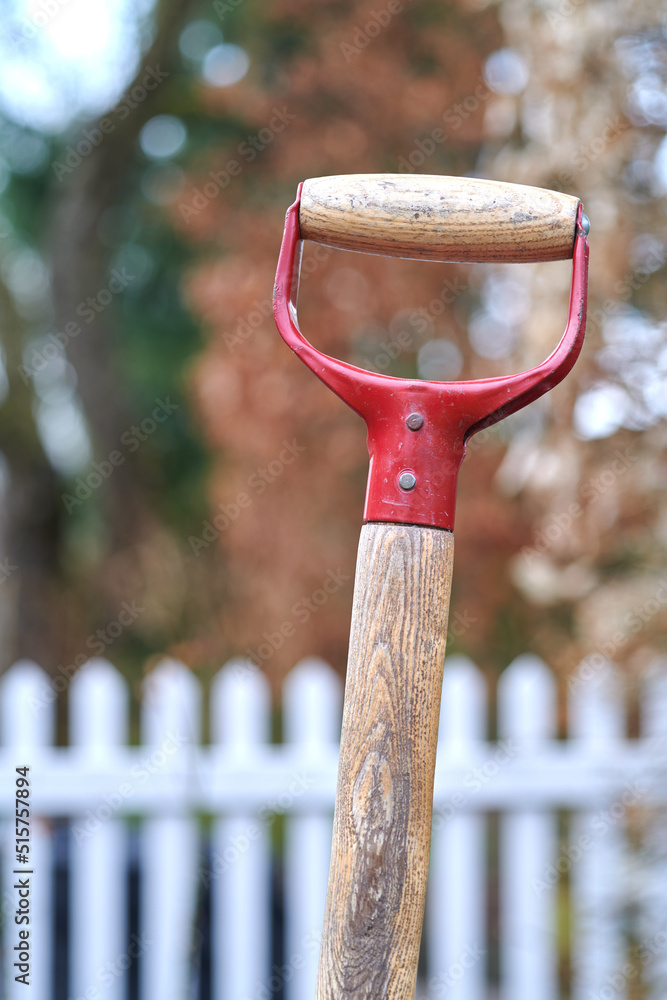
[316,522,454,999]
[300,173,580,262]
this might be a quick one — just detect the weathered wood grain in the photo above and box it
[300,173,580,262]
[316,522,454,999]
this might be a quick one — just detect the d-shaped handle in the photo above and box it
[273,180,589,531]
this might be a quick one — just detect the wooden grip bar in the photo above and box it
[316,522,454,999]
[300,173,580,263]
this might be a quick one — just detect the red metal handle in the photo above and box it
[273,183,589,531]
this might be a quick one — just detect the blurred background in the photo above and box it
[0,0,666,997]
[0,0,666,699]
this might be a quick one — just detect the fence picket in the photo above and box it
[140,658,201,1000]
[498,655,558,1000]
[426,655,487,1000]
[210,659,272,1000]
[0,650,666,1000]
[0,661,54,1000]
[640,659,667,1000]
[569,658,628,1000]
[283,658,342,1000]
[69,659,129,1000]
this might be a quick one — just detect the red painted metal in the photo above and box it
[273,183,589,531]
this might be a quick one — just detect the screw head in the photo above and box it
[406,412,424,431]
[398,471,417,491]
[580,213,591,236]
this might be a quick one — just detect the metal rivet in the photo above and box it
[580,213,591,235]
[406,413,424,431]
[398,471,416,491]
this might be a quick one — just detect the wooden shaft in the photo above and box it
[316,522,454,999]
[300,173,580,262]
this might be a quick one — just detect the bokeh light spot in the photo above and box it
[139,115,187,161]
[483,48,529,96]
[201,44,250,87]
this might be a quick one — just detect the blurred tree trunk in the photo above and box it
[0,0,202,671]
[45,0,199,623]
[0,283,61,668]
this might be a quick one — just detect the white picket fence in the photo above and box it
[0,653,666,1000]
